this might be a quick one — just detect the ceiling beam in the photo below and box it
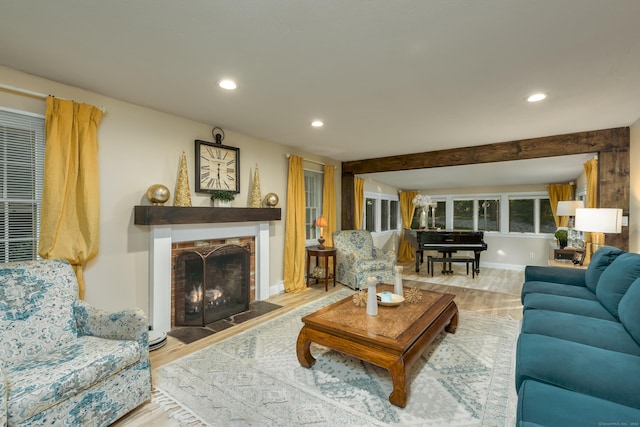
[342,127,628,175]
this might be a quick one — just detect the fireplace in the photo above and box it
[134,205,281,335]
[173,242,251,327]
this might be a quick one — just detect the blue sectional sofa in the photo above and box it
[516,246,640,426]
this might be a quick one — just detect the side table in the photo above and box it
[548,259,587,269]
[306,246,336,291]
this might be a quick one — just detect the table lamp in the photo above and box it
[574,208,622,254]
[315,215,328,249]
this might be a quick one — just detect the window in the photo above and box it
[0,108,45,262]
[453,200,474,230]
[539,198,556,233]
[509,199,534,232]
[430,200,446,229]
[478,198,500,231]
[304,169,323,244]
[410,200,445,229]
[414,194,553,235]
[389,200,399,231]
[363,192,399,233]
[380,199,389,231]
[508,197,555,233]
[365,197,376,232]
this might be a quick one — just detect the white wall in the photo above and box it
[0,66,341,313]
[630,118,640,253]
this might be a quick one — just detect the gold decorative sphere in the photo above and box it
[264,193,279,208]
[147,184,170,205]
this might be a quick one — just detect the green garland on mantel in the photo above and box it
[210,190,236,201]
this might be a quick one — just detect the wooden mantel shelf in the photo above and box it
[134,205,281,225]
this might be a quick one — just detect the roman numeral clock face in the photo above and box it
[195,140,240,193]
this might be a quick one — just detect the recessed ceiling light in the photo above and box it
[218,79,237,90]
[527,93,547,102]
[310,120,324,127]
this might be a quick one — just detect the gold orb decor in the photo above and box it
[264,192,279,208]
[146,184,170,206]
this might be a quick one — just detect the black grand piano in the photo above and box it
[404,229,487,274]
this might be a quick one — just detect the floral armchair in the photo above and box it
[332,230,396,290]
[0,259,151,426]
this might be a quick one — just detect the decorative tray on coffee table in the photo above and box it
[377,293,405,306]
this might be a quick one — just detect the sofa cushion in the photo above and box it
[618,277,640,346]
[584,246,625,292]
[523,293,616,321]
[524,265,586,286]
[521,309,640,356]
[5,335,142,425]
[0,260,79,367]
[517,379,640,427]
[595,252,640,319]
[516,334,640,409]
[521,281,597,304]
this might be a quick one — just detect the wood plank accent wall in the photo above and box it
[341,127,630,250]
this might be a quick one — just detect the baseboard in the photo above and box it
[269,280,285,297]
[480,262,526,272]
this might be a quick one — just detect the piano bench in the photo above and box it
[429,256,475,278]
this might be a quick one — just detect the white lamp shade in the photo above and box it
[556,200,584,216]
[574,208,623,233]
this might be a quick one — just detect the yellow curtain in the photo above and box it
[397,191,419,262]
[322,164,336,248]
[353,177,365,229]
[583,157,599,263]
[283,155,307,293]
[547,183,574,227]
[39,97,103,300]
[584,158,598,208]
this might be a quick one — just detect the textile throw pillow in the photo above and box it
[619,278,640,345]
[584,246,625,292]
[596,252,640,319]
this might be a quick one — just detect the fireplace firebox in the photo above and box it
[173,244,250,327]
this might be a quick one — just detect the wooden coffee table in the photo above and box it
[296,284,458,408]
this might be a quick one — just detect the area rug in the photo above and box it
[153,288,520,426]
[399,262,524,297]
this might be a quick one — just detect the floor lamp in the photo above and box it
[557,200,584,247]
[574,208,623,255]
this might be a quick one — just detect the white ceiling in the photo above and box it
[1,1,639,189]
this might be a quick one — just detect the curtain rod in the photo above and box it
[286,153,328,167]
[0,83,107,113]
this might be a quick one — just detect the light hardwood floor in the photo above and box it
[114,263,524,426]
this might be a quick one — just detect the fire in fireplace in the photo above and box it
[173,244,251,327]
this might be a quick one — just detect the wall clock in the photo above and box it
[195,138,240,193]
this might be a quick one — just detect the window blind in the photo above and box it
[0,107,45,262]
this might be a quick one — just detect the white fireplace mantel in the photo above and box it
[147,221,271,334]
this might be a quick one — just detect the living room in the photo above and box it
[2,2,640,425]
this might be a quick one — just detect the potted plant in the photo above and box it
[554,229,568,248]
[210,190,235,207]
